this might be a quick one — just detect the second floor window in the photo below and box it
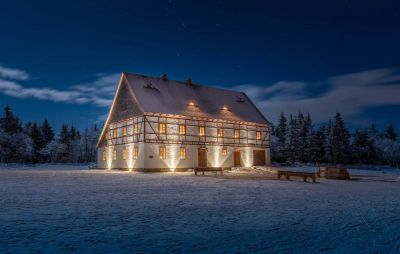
[134,123,139,134]
[179,124,186,135]
[113,129,117,138]
[159,123,166,134]
[159,146,167,159]
[217,128,224,137]
[234,129,240,138]
[122,127,127,137]
[199,126,205,136]
[256,131,261,140]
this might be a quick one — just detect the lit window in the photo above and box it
[217,128,224,137]
[102,150,106,161]
[123,127,127,137]
[179,147,186,160]
[159,123,166,134]
[134,123,139,134]
[159,146,167,159]
[113,129,117,138]
[234,129,240,138]
[222,147,227,156]
[179,124,186,135]
[105,131,109,140]
[122,148,127,160]
[256,131,261,140]
[199,126,205,136]
[133,147,138,160]
[113,149,117,160]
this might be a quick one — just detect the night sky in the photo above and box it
[0,0,399,131]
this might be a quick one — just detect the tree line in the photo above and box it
[0,105,100,163]
[271,111,399,167]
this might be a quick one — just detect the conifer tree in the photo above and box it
[384,124,397,140]
[331,112,350,164]
[41,119,54,145]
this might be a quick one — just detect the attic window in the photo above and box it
[187,101,195,106]
[143,82,154,89]
[236,97,245,103]
[120,103,128,112]
[221,106,229,111]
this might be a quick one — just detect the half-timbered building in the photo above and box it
[97,72,271,171]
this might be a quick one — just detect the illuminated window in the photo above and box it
[199,126,205,136]
[234,129,240,138]
[179,147,186,160]
[159,123,166,134]
[256,131,261,140]
[159,146,167,159]
[102,150,106,161]
[113,149,117,160]
[105,131,109,140]
[122,148,127,160]
[113,128,117,138]
[122,127,127,137]
[217,128,224,137]
[179,124,186,135]
[133,147,138,160]
[222,147,227,156]
[134,123,139,134]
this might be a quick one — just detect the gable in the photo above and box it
[97,75,144,147]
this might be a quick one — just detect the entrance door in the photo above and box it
[253,150,266,166]
[234,150,241,167]
[198,148,207,167]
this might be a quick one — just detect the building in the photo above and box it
[97,72,271,171]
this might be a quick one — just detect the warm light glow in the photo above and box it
[221,106,229,111]
[188,101,195,106]
[127,144,134,170]
[122,127,127,137]
[102,150,106,161]
[134,123,139,134]
[133,147,138,160]
[234,129,240,138]
[222,147,227,156]
[179,124,186,135]
[179,147,186,160]
[256,131,261,140]
[159,123,166,134]
[106,146,114,169]
[113,128,117,138]
[159,146,167,159]
[242,147,253,167]
[217,128,224,137]
[113,149,117,161]
[122,147,127,160]
[199,126,205,136]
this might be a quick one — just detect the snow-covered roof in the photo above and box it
[123,72,269,125]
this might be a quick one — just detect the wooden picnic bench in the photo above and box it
[194,167,223,176]
[278,170,317,183]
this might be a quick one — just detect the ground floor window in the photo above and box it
[113,149,117,160]
[102,150,106,161]
[222,147,227,156]
[179,147,186,160]
[159,146,167,159]
[122,148,127,160]
[133,147,138,160]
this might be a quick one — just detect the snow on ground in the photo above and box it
[0,166,399,253]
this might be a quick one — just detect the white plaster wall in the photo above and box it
[97,143,145,169]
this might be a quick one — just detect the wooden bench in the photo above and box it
[278,170,317,183]
[194,167,223,176]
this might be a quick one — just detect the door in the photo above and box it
[198,148,207,167]
[234,150,241,167]
[253,150,266,166]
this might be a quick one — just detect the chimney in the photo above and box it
[161,74,168,81]
[186,78,192,85]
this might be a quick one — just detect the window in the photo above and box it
[122,148,127,160]
[120,103,128,112]
[113,128,117,138]
[122,127,127,137]
[159,123,166,134]
[179,124,186,135]
[134,123,139,134]
[133,147,138,160]
[222,147,227,156]
[159,146,167,159]
[102,150,106,161]
[179,147,186,160]
[234,129,240,138]
[113,149,117,160]
[217,128,224,137]
[199,126,205,136]
[256,131,261,140]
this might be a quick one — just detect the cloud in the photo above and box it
[0,65,118,107]
[234,68,400,123]
[0,65,30,80]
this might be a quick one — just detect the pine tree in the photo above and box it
[324,119,333,163]
[309,125,326,164]
[41,119,54,145]
[384,124,397,140]
[28,122,45,162]
[0,105,21,133]
[58,124,70,162]
[275,112,287,144]
[331,112,350,165]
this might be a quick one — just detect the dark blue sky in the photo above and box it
[0,0,399,131]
